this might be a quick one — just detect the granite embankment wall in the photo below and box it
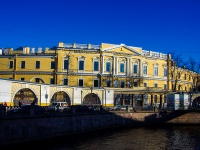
[0,111,199,146]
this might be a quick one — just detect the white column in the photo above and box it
[116,57,118,75]
[139,58,142,76]
[129,58,132,75]
[113,56,116,75]
[126,58,129,76]
[102,55,104,74]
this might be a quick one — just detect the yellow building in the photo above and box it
[0,42,195,108]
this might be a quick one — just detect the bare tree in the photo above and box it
[168,51,187,92]
[185,57,200,92]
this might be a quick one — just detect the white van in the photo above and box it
[48,102,68,112]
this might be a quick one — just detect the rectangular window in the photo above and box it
[154,83,158,88]
[64,79,68,85]
[51,61,55,69]
[178,72,181,79]
[120,63,124,72]
[20,78,24,81]
[79,79,83,86]
[106,62,111,72]
[134,82,138,87]
[21,61,25,68]
[154,66,158,76]
[36,61,40,69]
[184,74,187,80]
[144,83,147,87]
[94,80,99,87]
[133,64,138,74]
[120,81,125,88]
[94,61,99,71]
[64,60,69,70]
[164,68,167,76]
[106,80,111,87]
[114,80,118,87]
[9,61,13,69]
[50,78,54,84]
[178,85,181,90]
[79,60,84,70]
[143,65,147,75]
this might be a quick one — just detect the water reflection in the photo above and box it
[5,125,200,150]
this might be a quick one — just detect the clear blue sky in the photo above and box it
[0,0,200,62]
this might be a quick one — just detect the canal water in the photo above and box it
[4,125,200,150]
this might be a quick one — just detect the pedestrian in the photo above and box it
[19,101,22,107]
[3,102,7,107]
[3,102,7,115]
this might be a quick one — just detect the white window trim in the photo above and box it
[93,60,100,72]
[78,56,85,72]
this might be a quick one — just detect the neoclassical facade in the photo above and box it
[0,42,196,108]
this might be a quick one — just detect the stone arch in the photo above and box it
[50,91,71,106]
[13,88,37,106]
[83,93,101,106]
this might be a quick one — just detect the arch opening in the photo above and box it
[51,91,71,106]
[13,88,37,106]
[83,93,101,106]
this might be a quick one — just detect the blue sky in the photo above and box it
[0,0,200,62]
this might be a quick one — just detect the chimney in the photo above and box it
[73,43,76,48]
[88,44,91,49]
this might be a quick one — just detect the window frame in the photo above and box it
[106,62,111,72]
[64,59,69,70]
[154,66,158,76]
[120,80,125,88]
[9,61,13,69]
[164,67,167,76]
[50,78,54,84]
[143,65,147,75]
[133,63,138,74]
[94,79,99,87]
[51,61,55,69]
[106,80,111,87]
[78,79,84,87]
[120,63,125,73]
[93,61,99,71]
[78,60,84,71]
[63,78,68,85]
[21,61,25,69]
[154,83,158,88]
[36,61,40,69]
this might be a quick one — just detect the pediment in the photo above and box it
[101,43,142,55]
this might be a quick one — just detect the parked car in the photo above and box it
[110,106,121,111]
[120,106,127,111]
[88,106,101,112]
[48,102,68,112]
[7,104,45,115]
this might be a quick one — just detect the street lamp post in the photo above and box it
[45,92,48,112]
